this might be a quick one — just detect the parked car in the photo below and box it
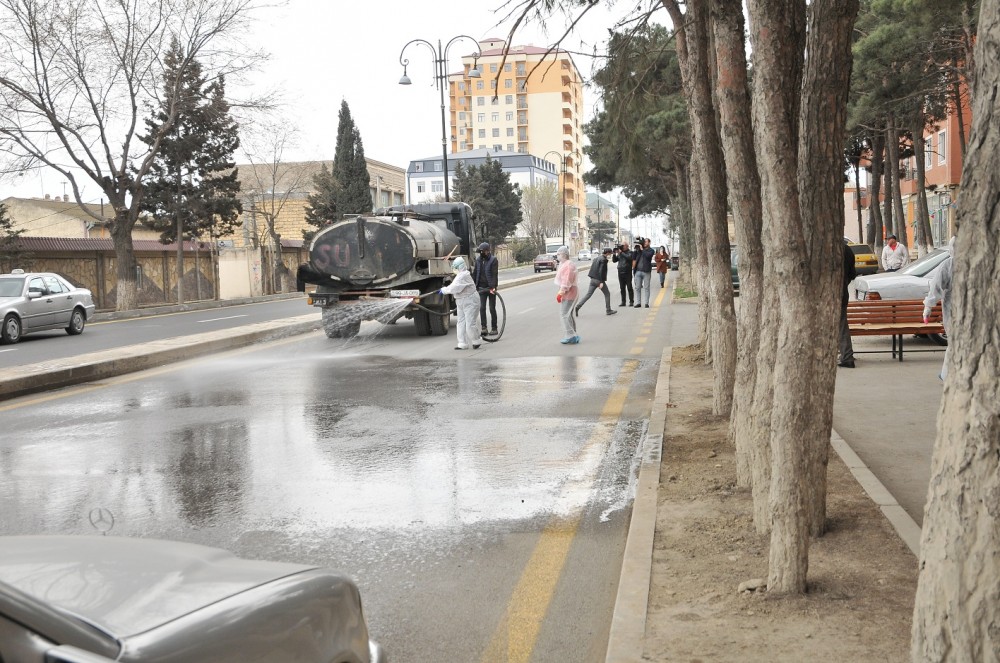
[853,248,951,346]
[533,254,557,272]
[0,535,386,663]
[847,242,879,275]
[577,249,592,261]
[0,270,96,344]
[671,253,680,270]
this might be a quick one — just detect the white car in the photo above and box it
[852,248,950,301]
[0,270,96,344]
[577,249,592,261]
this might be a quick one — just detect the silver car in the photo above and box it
[0,536,386,663]
[853,248,950,301]
[0,269,96,344]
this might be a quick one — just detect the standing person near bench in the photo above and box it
[923,236,955,379]
[880,234,909,272]
[575,248,618,316]
[838,241,858,368]
[473,242,499,335]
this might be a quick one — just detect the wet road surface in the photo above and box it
[0,276,683,661]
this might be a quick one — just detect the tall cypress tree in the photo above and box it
[332,100,372,215]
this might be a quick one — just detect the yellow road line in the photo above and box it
[480,360,638,663]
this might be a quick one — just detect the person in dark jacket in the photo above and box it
[633,238,656,308]
[612,243,634,307]
[574,248,618,316]
[838,241,857,368]
[472,242,499,334]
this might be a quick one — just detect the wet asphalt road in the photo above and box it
[0,274,684,662]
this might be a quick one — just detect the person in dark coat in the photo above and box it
[838,241,857,368]
[574,248,618,316]
[472,242,499,334]
[612,243,634,307]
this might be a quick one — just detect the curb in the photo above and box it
[830,430,922,556]
[604,346,670,663]
[91,292,306,322]
[0,316,320,401]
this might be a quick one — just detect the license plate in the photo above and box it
[389,289,420,298]
[309,294,330,306]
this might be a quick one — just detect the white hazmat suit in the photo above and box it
[440,257,482,349]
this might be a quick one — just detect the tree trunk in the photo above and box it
[110,210,138,311]
[683,2,737,415]
[887,113,907,248]
[883,121,895,242]
[952,53,967,162]
[869,128,885,250]
[912,3,1000,657]
[912,125,934,255]
[748,0,858,593]
[689,153,711,358]
[854,158,864,243]
[711,0,764,484]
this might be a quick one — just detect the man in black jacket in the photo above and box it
[472,242,499,334]
[611,243,634,307]
[575,248,618,316]
[838,241,857,368]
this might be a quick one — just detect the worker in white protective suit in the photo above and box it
[439,256,482,350]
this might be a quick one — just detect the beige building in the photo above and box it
[449,39,585,234]
[3,194,160,241]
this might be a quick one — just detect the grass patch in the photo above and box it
[673,284,698,299]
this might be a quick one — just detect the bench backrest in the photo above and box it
[847,299,941,325]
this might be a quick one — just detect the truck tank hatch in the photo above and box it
[310,220,417,285]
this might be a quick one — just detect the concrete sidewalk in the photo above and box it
[603,290,934,662]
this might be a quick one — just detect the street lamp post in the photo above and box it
[542,150,567,246]
[399,37,481,203]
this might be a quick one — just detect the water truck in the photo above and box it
[296,203,477,338]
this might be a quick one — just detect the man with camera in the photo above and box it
[612,243,635,307]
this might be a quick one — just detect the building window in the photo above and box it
[478,144,486,149]
[490,79,497,89]
[492,128,500,137]
[493,144,502,151]
[459,97,465,105]
[491,97,499,105]
[519,80,528,91]
[414,162,424,172]
[504,79,512,88]
[518,112,527,124]
[458,82,465,90]
[477,97,485,106]
[459,141,467,150]
[518,145,527,153]
[504,63,511,72]
[433,161,442,172]
[477,113,485,122]
[507,144,514,151]
[490,63,498,73]
[505,95,513,104]
[432,181,443,192]
[506,111,513,121]
[491,112,499,121]
[476,80,484,90]
[938,131,946,165]
[506,127,514,136]
[516,64,526,76]
[459,112,466,120]
[478,128,486,138]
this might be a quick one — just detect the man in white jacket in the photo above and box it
[923,236,955,379]
[440,256,481,350]
[880,234,910,272]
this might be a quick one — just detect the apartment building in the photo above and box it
[448,38,585,232]
[406,148,558,204]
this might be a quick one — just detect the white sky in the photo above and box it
[4,0,672,242]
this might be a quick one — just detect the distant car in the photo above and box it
[730,246,740,294]
[671,254,680,270]
[853,248,950,301]
[0,535,386,663]
[848,243,879,275]
[577,249,592,261]
[0,270,96,344]
[533,254,557,272]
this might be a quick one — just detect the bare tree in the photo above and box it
[912,0,1000,656]
[0,0,265,310]
[519,181,561,252]
[240,123,310,294]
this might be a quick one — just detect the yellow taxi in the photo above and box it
[847,243,879,275]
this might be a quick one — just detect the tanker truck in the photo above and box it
[296,202,477,338]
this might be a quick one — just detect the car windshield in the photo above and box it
[849,244,874,256]
[900,249,949,277]
[535,255,551,260]
[0,278,25,297]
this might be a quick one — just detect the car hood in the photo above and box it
[0,536,313,637]
[854,272,929,297]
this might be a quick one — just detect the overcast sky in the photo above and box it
[6,0,671,241]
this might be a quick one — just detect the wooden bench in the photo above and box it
[847,299,945,362]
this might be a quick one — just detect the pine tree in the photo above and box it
[453,157,523,246]
[139,38,242,244]
[303,164,338,242]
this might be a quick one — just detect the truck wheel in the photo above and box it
[414,311,432,336]
[429,307,450,335]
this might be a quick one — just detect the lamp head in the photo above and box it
[398,64,411,85]
[468,59,481,78]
